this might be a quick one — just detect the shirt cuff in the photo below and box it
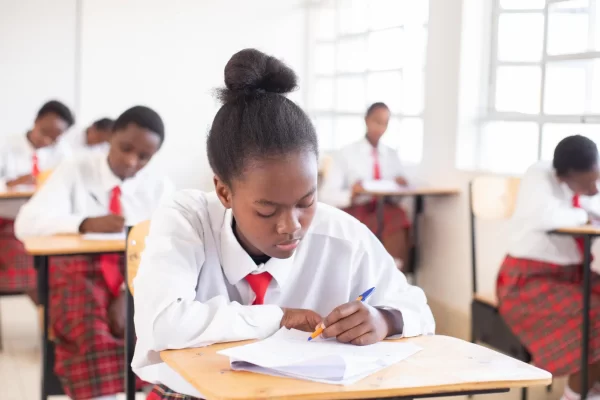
[239,305,284,339]
[398,308,429,338]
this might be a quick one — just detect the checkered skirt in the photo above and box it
[49,254,144,399]
[497,255,600,376]
[343,202,410,238]
[147,384,202,400]
[0,218,35,293]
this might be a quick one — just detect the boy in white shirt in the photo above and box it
[133,49,434,400]
[498,135,600,400]
[0,100,74,296]
[320,103,410,270]
[16,106,174,400]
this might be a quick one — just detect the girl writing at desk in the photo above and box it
[497,135,600,400]
[15,106,174,400]
[131,49,434,399]
[320,102,410,269]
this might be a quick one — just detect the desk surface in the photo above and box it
[0,186,36,199]
[161,335,551,400]
[357,187,460,197]
[554,224,600,235]
[23,235,125,256]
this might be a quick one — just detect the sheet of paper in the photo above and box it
[82,232,126,241]
[218,328,422,385]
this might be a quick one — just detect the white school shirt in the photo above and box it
[507,161,600,265]
[132,190,435,397]
[320,137,403,208]
[0,134,71,219]
[14,152,175,239]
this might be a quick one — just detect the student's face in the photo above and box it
[365,108,390,143]
[86,126,112,146]
[215,150,319,259]
[29,113,69,149]
[561,166,600,196]
[107,123,161,180]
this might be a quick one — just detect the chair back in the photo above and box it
[126,220,151,295]
[36,169,54,187]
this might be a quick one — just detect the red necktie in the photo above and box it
[32,153,40,178]
[245,272,272,305]
[100,186,124,297]
[372,147,381,180]
[572,194,589,259]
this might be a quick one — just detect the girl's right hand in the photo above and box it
[351,181,364,202]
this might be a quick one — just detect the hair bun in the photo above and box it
[218,48,298,103]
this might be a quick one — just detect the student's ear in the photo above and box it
[214,176,233,209]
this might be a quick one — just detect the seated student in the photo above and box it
[131,49,434,399]
[0,100,74,297]
[69,117,115,154]
[319,102,410,269]
[497,135,600,400]
[15,106,174,400]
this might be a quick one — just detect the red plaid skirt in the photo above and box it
[147,384,201,400]
[343,202,410,239]
[49,254,144,399]
[0,218,35,293]
[497,255,600,376]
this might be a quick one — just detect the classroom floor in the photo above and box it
[1,295,564,400]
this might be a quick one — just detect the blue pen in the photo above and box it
[308,287,376,341]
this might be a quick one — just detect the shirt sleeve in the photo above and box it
[351,223,435,338]
[14,160,85,239]
[319,152,352,209]
[133,191,283,353]
[512,165,588,231]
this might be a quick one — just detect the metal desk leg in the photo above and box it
[582,235,591,400]
[125,286,136,399]
[376,197,385,240]
[408,195,424,279]
[36,255,49,400]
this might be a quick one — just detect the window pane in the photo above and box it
[497,13,544,62]
[338,0,368,35]
[402,68,424,115]
[310,0,336,41]
[368,28,403,71]
[313,116,335,151]
[548,0,590,55]
[499,0,544,10]
[404,25,427,67]
[381,118,423,164]
[311,78,334,111]
[314,43,335,75]
[480,122,539,174]
[368,0,428,29]
[541,124,600,160]
[335,76,366,112]
[367,71,403,113]
[335,116,365,148]
[544,60,600,115]
[495,66,541,113]
[336,36,367,73]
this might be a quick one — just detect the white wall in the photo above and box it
[0,0,77,137]
[79,0,307,190]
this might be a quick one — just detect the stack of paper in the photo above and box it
[218,328,422,385]
[82,232,126,241]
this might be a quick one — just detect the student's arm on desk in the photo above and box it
[133,192,283,351]
[515,166,588,230]
[319,153,352,208]
[14,160,84,239]
[352,223,435,337]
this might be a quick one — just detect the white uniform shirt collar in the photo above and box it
[219,209,295,288]
[97,154,140,195]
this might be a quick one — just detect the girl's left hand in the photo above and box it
[395,176,408,186]
[321,301,394,345]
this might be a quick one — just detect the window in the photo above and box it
[484,0,600,174]
[307,0,429,164]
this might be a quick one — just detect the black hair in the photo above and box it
[37,100,75,127]
[366,102,389,118]
[553,134,599,176]
[92,118,115,132]
[113,106,164,144]
[207,48,318,186]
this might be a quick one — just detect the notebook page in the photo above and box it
[81,232,126,241]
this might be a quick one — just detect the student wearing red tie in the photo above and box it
[497,135,600,400]
[0,100,74,297]
[320,102,410,269]
[15,106,174,400]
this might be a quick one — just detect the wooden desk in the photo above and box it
[23,234,125,400]
[0,185,36,199]
[551,224,600,399]
[161,334,551,400]
[358,186,460,279]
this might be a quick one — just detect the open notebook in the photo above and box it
[218,328,422,385]
[81,232,126,241]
